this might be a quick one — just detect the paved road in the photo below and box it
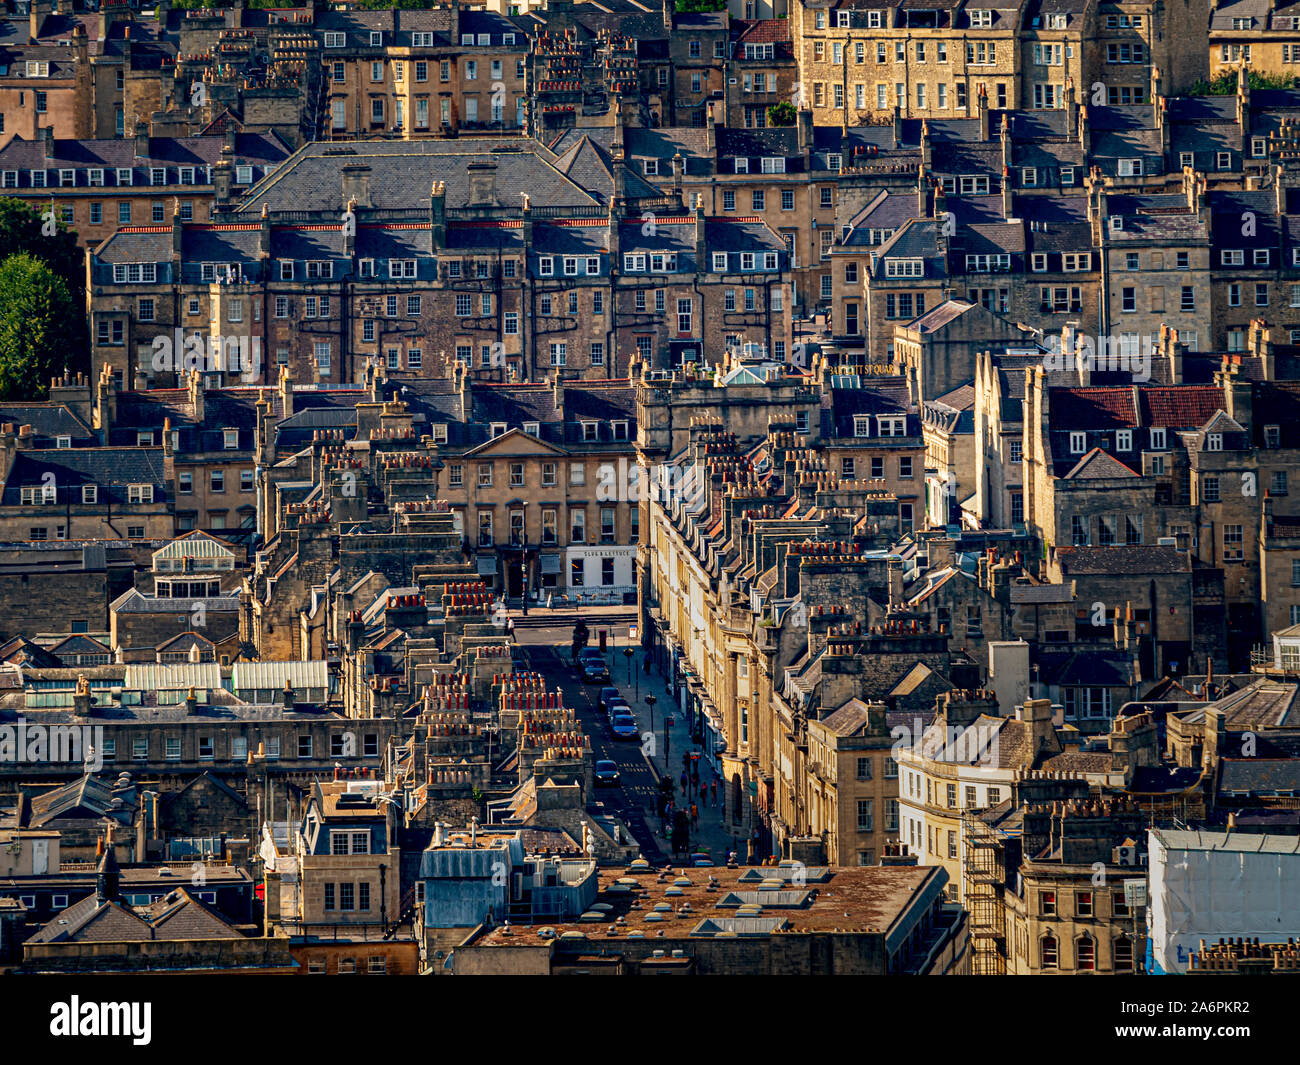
[513,624,742,866]
[514,634,669,864]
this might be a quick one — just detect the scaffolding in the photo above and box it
[963,812,1007,975]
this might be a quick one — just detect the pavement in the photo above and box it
[505,599,636,630]
[511,621,743,867]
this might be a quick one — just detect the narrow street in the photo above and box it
[511,620,742,866]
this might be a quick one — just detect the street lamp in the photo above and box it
[623,646,634,686]
[519,500,529,615]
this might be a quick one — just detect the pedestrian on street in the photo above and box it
[710,780,717,807]
[506,616,515,641]
[699,782,707,807]
[680,770,689,795]
[690,803,698,829]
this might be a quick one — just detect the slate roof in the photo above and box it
[27,887,244,944]
[1036,649,1135,687]
[908,300,976,334]
[0,448,168,506]
[1219,759,1300,795]
[1009,582,1074,604]
[1055,546,1187,575]
[875,219,943,276]
[1062,447,1139,479]
[236,140,603,213]
[1178,680,1300,731]
[0,131,290,174]
[0,405,94,446]
[818,698,876,736]
[27,775,130,827]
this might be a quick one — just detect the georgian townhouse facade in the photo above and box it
[316,6,530,137]
[725,18,800,130]
[88,139,792,388]
[668,10,730,127]
[0,24,93,140]
[791,0,1025,124]
[1208,0,1300,79]
[0,127,289,249]
[398,371,641,598]
[1089,169,1214,349]
[550,111,837,313]
[790,0,1204,126]
[0,415,173,543]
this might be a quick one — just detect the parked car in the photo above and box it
[593,759,621,786]
[610,713,639,740]
[598,687,622,713]
[604,696,630,719]
[582,659,610,683]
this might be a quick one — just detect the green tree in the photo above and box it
[0,253,80,400]
[1189,69,1297,95]
[675,0,726,10]
[0,197,82,297]
[767,101,797,126]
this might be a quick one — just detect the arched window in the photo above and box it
[1077,934,1096,971]
[1114,935,1134,972]
[1041,933,1058,969]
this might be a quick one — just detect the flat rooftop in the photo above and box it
[473,863,942,947]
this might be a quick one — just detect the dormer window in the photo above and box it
[137,431,153,446]
[612,421,629,441]
[56,435,71,449]
[1206,432,1223,452]
[490,422,507,438]
[854,415,871,438]
[1070,432,1086,454]
[583,422,599,442]
[223,429,239,450]
[433,423,448,444]
[877,415,905,437]
[523,421,540,437]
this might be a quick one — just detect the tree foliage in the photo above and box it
[0,198,87,386]
[675,0,726,11]
[767,101,797,127]
[0,253,80,400]
[1189,70,1297,96]
[0,197,82,295]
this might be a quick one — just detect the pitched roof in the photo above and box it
[1062,447,1140,479]
[1055,545,1187,575]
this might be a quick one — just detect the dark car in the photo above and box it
[610,714,639,740]
[604,696,630,719]
[582,659,610,683]
[594,759,621,786]
[598,687,622,713]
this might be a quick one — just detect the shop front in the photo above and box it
[564,545,637,601]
